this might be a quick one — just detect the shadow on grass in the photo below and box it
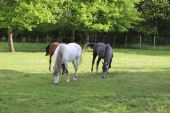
[0,68,170,92]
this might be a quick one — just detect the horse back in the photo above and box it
[67,43,82,56]
[49,42,60,55]
[94,43,106,58]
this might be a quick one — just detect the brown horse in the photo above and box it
[45,42,60,71]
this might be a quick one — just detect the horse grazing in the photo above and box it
[45,42,60,71]
[87,42,113,78]
[53,43,82,84]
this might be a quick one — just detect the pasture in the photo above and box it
[0,44,170,113]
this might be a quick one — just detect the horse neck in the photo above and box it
[50,44,60,55]
[53,45,63,72]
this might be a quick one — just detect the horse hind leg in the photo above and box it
[96,57,101,73]
[72,60,78,80]
[91,52,97,72]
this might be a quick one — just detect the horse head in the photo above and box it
[53,67,60,84]
[45,45,50,56]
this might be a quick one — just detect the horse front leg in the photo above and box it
[96,57,101,73]
[49,55,52,71]
[53,69,60,84]
[91,53,97,72]
[109,55,113,69]
[65,63,69,82]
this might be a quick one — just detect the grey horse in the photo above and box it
[87,42,113,78]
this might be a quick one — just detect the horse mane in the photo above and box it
[55,44,65,73]
[105,44,111,54]
[104,44,112,63]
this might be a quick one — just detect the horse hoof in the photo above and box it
[54,83,59,85]
[66,79,70,82]
[74,77,77,80]
[102,76,105,79]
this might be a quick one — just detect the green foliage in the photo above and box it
[0,0,62,30]
[35,0,141,32]
[135,0,170,35]
[75,0,141,32]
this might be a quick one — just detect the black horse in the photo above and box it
[87,42,113,78]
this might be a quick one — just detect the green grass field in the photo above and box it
[0,43,170,113]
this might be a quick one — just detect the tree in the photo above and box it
[0,0,61,52]
[74,0,141,43]
[134,0,170,48]
[31,0,141,44]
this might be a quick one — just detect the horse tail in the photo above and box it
[79,49,83,65]
[83,43,95,52]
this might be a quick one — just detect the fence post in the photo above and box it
[125,35,127,48]
[47,35,49,44]
[85,32,89,44]
[36,35,39,43]
[29,36,31,43]
[22,36,25,44]
[139,34,142,49]
[153,36,156,49]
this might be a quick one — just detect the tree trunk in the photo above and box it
[58,31,62,42]
[125,35,127,48]
[7,28,15,52]
[153,36,156,49]
[70,30,75,42]
[22,36,26,44]
[36,35,39,43]
[0,37,1,42]
[85,32,89,44]
[139,34,142,49]
[46,35,49,44]
[29,36,31,43]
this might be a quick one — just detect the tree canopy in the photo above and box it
[2,0,170,51]
[135,0,170,36]
[75,0,140,32]
[0,0,62,30]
